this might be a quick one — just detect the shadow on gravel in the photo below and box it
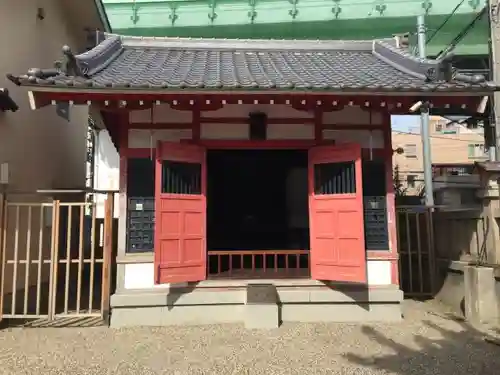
[344,317,500,375]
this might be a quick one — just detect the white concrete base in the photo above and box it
[110,283,403,328]
[245,304,280,329]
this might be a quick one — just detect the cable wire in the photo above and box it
[426,0,467,45]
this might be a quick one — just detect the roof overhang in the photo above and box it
[25,88,490,116]
[25,87,497,97]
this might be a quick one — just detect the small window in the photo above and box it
[435,123,443,132]
[404,144,417,158]
[468,143,487,159]
[406,174,417,188]
[314,161,356,195]
[161,160,201,194]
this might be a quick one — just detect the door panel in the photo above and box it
[154,142,207,284]
[308,143,367,283]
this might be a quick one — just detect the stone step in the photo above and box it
[245,283,279,329]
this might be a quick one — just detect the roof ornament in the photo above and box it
[393,33,410,49]
[61,45,84,77]
[424,51,486,84]
[424,52,456,83]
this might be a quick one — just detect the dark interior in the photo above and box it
[207,149,310,251]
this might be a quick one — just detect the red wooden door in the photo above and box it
[154,141,207,284]
[308,143,367,283]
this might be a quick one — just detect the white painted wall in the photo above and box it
[128,104,384,125]
[94,130,120,218]
[126,104,386,147]
[128,129,193,148]
[200,123,249,139]
[129,106,192,123]
[367,261,392,285]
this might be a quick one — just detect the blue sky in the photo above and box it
[391,115,420,133]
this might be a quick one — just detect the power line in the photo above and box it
[426,0,467,45]
[436,5,487,59]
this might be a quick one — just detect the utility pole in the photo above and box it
[417,15,435,206]
[489,0,500,160]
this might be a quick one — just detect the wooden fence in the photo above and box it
[0,192,115,325]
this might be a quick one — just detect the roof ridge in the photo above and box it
[105,32,387,44]
[103,32,379,52]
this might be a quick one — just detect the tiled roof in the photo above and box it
[6,33,497,93]
[0,88,18,112]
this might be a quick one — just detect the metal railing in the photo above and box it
[396,206,436,297]
[396,205,485,298]
[0,192,115,324]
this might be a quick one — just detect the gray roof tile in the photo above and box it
[6,34,497,93]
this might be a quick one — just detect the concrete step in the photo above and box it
[245,283,279,329]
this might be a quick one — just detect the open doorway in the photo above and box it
[207,149,309,251]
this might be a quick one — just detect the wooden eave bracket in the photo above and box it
[27,91,51,110]
[89,104,106,130]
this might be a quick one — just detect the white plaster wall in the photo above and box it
[128,129,193,148]
[127,123,384,148]
[200,123,249,139]
[202,104,313,119]
[123,263,169,289]
[322,106,383,125]
[94,130,120,218]
[323,129,384,148]
[127,125,383,145]
[129,105,193,123]
[129,104,384,127]
[367,261,392,285]
[267,123,314,140]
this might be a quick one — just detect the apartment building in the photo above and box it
[392,116,486,196]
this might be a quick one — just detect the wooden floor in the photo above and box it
[208,268,310,280]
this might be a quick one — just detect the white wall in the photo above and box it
[127,104,385,147]
[94,130,120,218]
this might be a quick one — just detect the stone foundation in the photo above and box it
[110,282,403,328]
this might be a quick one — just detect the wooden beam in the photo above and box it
[101,192,114,325]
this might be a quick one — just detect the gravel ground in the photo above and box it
[0,300,499,375]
